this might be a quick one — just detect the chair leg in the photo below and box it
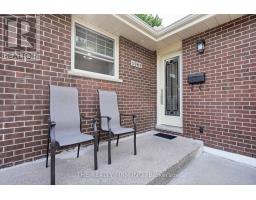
[46,137,50,168]
[51,141,56,185]
[108,131,111,164]
[94,138,98,170]
[116,135,119,147]
[97,131,101,152]
[77,143,80,158]
[134,131,137,155]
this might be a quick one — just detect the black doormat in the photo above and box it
[154,133,177,140]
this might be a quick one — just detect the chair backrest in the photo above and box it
[50,85,81,136]
[98,90,120,130]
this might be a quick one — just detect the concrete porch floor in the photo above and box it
[168,152,256,185]
[0,131,203,185]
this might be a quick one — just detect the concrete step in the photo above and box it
[147,140,202,184]
[0,130,203,185]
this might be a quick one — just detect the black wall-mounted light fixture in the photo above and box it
[196,39,205,54]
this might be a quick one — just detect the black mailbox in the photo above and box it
[188,73,205,85]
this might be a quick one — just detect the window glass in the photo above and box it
[75,52,114,76]
[74,23,115,76]
[165,57,180,116]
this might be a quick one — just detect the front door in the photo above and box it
[157,52,183,132]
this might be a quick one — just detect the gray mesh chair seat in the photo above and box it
[108,127,134,135]
[98,90,137,165]
[55,132,94,146]
[47,85,98,185]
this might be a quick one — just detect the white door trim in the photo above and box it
[157,51,183,133]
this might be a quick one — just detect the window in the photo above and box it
[73,23,117,77]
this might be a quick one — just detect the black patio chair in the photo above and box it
[97,90,137,164]
[46,85,98,185]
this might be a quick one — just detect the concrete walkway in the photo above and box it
[0,131,202,185]
[168,152,256,185]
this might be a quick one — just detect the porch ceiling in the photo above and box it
[74,14,245,51]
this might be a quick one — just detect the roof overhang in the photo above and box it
[74,14,245,51]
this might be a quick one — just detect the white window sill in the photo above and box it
[68,70,123,83]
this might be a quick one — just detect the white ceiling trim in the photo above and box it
[73,14,245,51]
[112,14,157,41]
[113,14,218,41]
[156,14,217,41]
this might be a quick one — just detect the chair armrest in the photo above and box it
[48,120,56,144]
[98,116,112,131]
[49,121,56,127]
[48,118,56,129]
[100,116,112,121]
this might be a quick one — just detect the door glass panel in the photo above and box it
[165,57,180,116]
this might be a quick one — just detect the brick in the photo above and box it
[4,155,24,163]
[182,14,256,158]
[4,144,24,152]
[0,14,156,169]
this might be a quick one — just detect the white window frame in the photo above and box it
[69,16,122,82]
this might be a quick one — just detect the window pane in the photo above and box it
[75,52,114,76]
[97,44,105,55]
[75,23,114,59]
[87,41,96,52]
[97,35,105,46]
[76,27,86,38]
[87,33,96,43]
[106,48,113,57]
[106,40,113,49]
[75,23,116,77]
[76,36,86,49]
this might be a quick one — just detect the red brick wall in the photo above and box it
[0,14,157,168]
[182,15,256,158]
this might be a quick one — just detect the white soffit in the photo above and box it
[74,14,156,50]
[74,14,245,51]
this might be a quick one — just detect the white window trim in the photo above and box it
[70,16,122,83]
